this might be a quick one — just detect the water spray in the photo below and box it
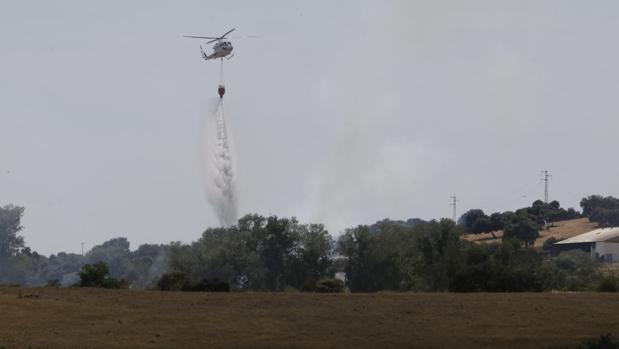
[202,58,237,226]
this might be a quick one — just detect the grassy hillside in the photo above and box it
[463,217,598,247]
[0,287,618,348]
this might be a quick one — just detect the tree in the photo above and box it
[167,214,333,291]
[78,262,127,289]
[86,237,131,279]
[285,223,334,289]
[580,195,619,217]
[314,278,345,293]
[503,214,540,246]
[156,272,192,291]
[458,209,487,233]
[0,205,25,259]
[337,225,381,292]
[592,209,619,228]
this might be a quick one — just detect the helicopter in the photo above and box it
[184,28,235,61]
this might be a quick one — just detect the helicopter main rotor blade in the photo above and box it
[220,28,235,38]
[183,35,219,39]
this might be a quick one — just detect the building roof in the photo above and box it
[555,227,619,244]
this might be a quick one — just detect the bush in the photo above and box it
[190,278,230,292]
[551,334,619,349]
[78,262,127,289]
[156,272,191,291]
[155,273,229,292]
[596,273,619,292]
[315,278,345,293]
[300,279,317,292]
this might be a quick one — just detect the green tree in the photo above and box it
[78,262,127,289]
[502,214,540,246]
[459,209,487,233]
[337,225,380,292]
[0,205,25,259]
[285,223,334,289]
[581,195,619,216]
[86,238,131,278]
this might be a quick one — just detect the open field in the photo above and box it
[463,218,598,247]
[1,287,619,348]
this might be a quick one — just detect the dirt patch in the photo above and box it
[0,287,618,348]
[463,218,598,247]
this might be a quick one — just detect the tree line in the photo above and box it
[1,194,618,292]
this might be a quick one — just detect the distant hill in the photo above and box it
[462,218,598,248]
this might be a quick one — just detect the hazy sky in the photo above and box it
[1,1,618,255]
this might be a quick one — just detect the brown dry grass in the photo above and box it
[1,287,619,348]
[462,218,598,247]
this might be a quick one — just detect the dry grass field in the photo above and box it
[463,218,598,247]
[1,287,619,349]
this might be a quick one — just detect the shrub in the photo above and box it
[190,278,230,292]
[300,279,317,292]
[543,237,558,251]
[155,273,230,292]
[551,334,619,349]
[596,273,619,293]
[78,262,127,289]
[156,272,191,291]
[315,278,345,293]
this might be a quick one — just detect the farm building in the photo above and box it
[554,227,619,261]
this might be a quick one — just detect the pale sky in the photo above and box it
[1,1,618,255]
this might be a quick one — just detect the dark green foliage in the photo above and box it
[337,220,423,292]
[459,209,489,233]
[300,279,317,292]
[0,205,25,264]
[156,272,192,291]
[459,201,580,239]
[581,195,619,227]
[368,218,426,234]
[581,195,619,217]
[502,214,540,246]
[155,272,229,292]
[551,250,600,291]
[591,209,619,228]
[450,239,546,292]
[168,214,334,291]
[190,278,230,292]
[315,278,345,293]
[543,237,558,250]
[596,273,619,292]
[78,262,127,289]
[339,219,561,293]
[0,195,614,294]
[551,334,619,349]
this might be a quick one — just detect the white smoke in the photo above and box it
[201,98,238,227]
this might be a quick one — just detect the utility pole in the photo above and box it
[449,196,458,221]
[81,242,85,256]
[541,170,552,203]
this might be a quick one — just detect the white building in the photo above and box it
[555,227,619,262]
